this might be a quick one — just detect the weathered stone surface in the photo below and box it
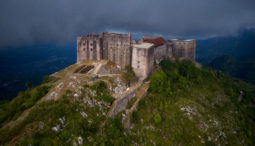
[171,39,196,62]
[132,43,154,80]
[77,32,196,79]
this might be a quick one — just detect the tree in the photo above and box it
[42,75,49,83]
[25,82,33,89]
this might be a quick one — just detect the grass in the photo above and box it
[0,84,51,126]
[0,80,119,145]
[53,63,79,78]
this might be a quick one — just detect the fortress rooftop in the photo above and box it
[169,39,195,42]
[133,42,154,49]
[144,37,166,47]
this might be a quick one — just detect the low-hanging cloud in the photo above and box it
[0,0,255,48]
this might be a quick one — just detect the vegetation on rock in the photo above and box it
[121,66,136,85]
[129,59,255,145]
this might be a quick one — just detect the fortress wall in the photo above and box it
[77,37,82,62]
[103,33,132,68]
[190,40,196,61]
[183,40,196,61]
[154,44,168,63]
[96,39,101,61]
[132,48,144,78]
[123,46,132,67]
[102,40,108,60]
[146,45,154,78]
[77,37,89,63]
[166,43,173,57]
[132,43,154,79]
[77,35,102,63]
[172,40,196,62]
[89,40,93,60]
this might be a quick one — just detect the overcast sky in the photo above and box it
[0,0,255,48]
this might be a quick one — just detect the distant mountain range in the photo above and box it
[197,28,255,84]
[197,28,255,64]
[207,55,255,84]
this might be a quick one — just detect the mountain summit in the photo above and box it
[0,59,254,145]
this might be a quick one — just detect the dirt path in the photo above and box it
[1,108,31,130]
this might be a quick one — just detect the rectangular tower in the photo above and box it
[101,33,132,68]
[76,34,102,63]
[132,43,154,79]
[171,39,196,62]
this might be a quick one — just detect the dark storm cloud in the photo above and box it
[0,0,255,47]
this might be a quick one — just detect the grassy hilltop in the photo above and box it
[0,59,254,145]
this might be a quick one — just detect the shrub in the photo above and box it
[121,66,136,85]
[132,111,139,123]
[43,75,50,83]
[102,94,114,104]
[25,82,34,89]
[138,99,146,108]
[92,80,107,91]
[148,70,168,94]
[153,113,162,124]
[106,117,123,139]
[91,80,114,104]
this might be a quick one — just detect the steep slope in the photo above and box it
[0,59,255,145]
[0,59,141,145]
[128,59,255,145]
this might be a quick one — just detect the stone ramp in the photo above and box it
[92,63,103,74]
[123,81,150,128]
[99,82,143,128]
[89,60,108,75]
[107,82,142,117]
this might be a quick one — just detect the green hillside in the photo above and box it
[130,59,255,145]
[0,59,254,145]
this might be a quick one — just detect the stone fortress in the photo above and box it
[77,32,196,79]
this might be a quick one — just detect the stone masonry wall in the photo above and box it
[172,40,196,62]
[102,33,132,68]
[132,44,154,79]
[77,35,101,63]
